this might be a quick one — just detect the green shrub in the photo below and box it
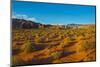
[51,51,62,59]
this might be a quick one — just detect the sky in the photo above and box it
[12,1,96,25]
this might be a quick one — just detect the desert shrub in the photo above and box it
[79,40,95,52]
[34,37,41,43]
[12,43,23,55]
[28,44,35,52]
[12,48,22,55]
[60,38,69,47]
[45,37,49,42]
[23,42,36,53]
[24,42,47,53]
[51,51,62,59]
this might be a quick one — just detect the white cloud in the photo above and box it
[12,15,16,18]
[27,17,37,21]
[12,14,37,22]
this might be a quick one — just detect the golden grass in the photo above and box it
[12,25,96,65]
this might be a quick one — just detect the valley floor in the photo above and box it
[12,25,96,66]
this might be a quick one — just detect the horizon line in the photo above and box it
[12,18,95,25]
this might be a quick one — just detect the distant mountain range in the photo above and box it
[12,18,95,29]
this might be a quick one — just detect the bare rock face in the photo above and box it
[12,18,41,29]
[21,21,33,29]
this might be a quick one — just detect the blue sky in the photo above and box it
[12,1,96,25]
